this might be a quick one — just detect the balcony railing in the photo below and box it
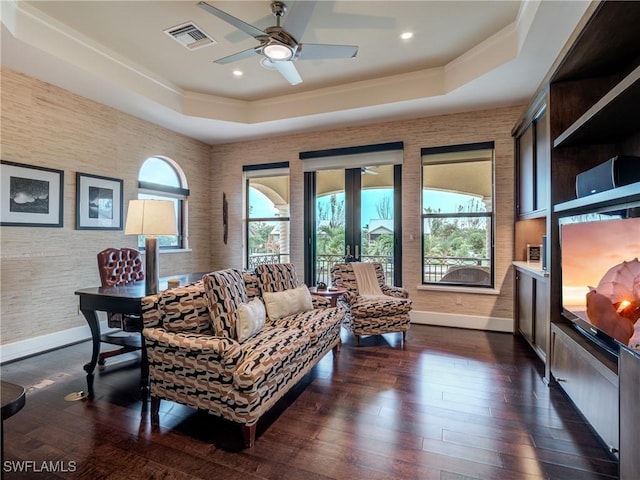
[423,256,490,283]
[315,254,394,286]
[247,253,289,270]
[248,253,489,286]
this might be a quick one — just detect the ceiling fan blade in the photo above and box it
[297,44,358,60]
[274,61,302,85]
[197,1,265,39]
[225,14,273,43]
[214,47,258,65]
[282,0,317,41]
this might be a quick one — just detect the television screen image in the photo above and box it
[560,214,640,352]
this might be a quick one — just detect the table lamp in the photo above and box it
[124,199,177,295]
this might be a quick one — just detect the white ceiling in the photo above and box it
[1,0,590,145]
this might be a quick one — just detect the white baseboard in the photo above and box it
[0,320,115,364]
[410,310,514,333]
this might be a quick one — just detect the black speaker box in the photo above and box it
[575,155,640,198]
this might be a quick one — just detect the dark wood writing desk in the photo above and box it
[75,272,206,397]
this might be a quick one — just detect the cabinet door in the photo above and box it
[619,348,640,480]
[551,326,619,453]
[534,278,548,358]
[517,125,535,215]
[534,110,549,211]
[517,273,534,344]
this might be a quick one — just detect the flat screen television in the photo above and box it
[559,202,640,357]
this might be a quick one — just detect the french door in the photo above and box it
[304,164,402,287]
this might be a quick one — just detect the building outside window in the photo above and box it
[244,164,290,269]
[421,143,494,287]
[136,156,189,250]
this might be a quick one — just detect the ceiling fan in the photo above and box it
[197,1,359,85]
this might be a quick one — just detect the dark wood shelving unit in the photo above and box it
[554,182,640,214]
[554,66,640,148]
[513,2,640,475]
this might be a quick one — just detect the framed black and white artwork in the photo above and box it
[0,160,64,227]
[76,172,123,230]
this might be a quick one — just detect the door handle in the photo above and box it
[345,245,352,260]
[355,245,359,260]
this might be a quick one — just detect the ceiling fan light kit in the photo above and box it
[197,0,359,85]
[263,43,293,61]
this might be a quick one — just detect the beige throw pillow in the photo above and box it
[262,285,313,322]
[236,298,266,342]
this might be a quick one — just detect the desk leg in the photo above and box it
[140,334,149,401]
[80,308,100,397]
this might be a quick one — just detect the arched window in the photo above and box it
[137,156,189,250]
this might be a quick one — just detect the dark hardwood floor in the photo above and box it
[1,325,618,479]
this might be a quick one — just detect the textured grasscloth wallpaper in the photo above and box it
[1,66,521,347]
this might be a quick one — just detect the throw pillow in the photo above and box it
[262,285,313,322]
[236,298,266,342]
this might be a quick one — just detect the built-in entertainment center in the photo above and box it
[512,2,640,479]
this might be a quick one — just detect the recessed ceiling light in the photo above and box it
[232,70,243,77]
[400,32,414,40]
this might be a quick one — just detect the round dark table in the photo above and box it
[1,381,25,420]
[2,380,26,472]
[308,286,347,307]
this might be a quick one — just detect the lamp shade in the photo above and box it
[124,199,177,236]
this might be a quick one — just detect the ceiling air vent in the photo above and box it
[164,22,216,50]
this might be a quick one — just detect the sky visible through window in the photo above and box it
[139,157,180,186]
[251,188,479,222]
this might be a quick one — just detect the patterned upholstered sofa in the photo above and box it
[330,262,412,346]
[141,264,343,447]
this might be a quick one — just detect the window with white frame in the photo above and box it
[421,142,494,287]
[244,163,290,269]
[137,156,189,250]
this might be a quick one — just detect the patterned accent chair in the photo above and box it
[142,267,343,448]
[330,262,412,346]
[96,247,145,365]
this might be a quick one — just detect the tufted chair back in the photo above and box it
[97,248,145,332]
[97,247,145,287]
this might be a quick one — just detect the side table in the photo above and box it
[308,286,347,307]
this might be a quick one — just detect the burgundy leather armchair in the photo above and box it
[96,247,145,365]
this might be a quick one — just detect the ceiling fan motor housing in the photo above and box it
[271,1,288,20]
[259,27,299,59]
